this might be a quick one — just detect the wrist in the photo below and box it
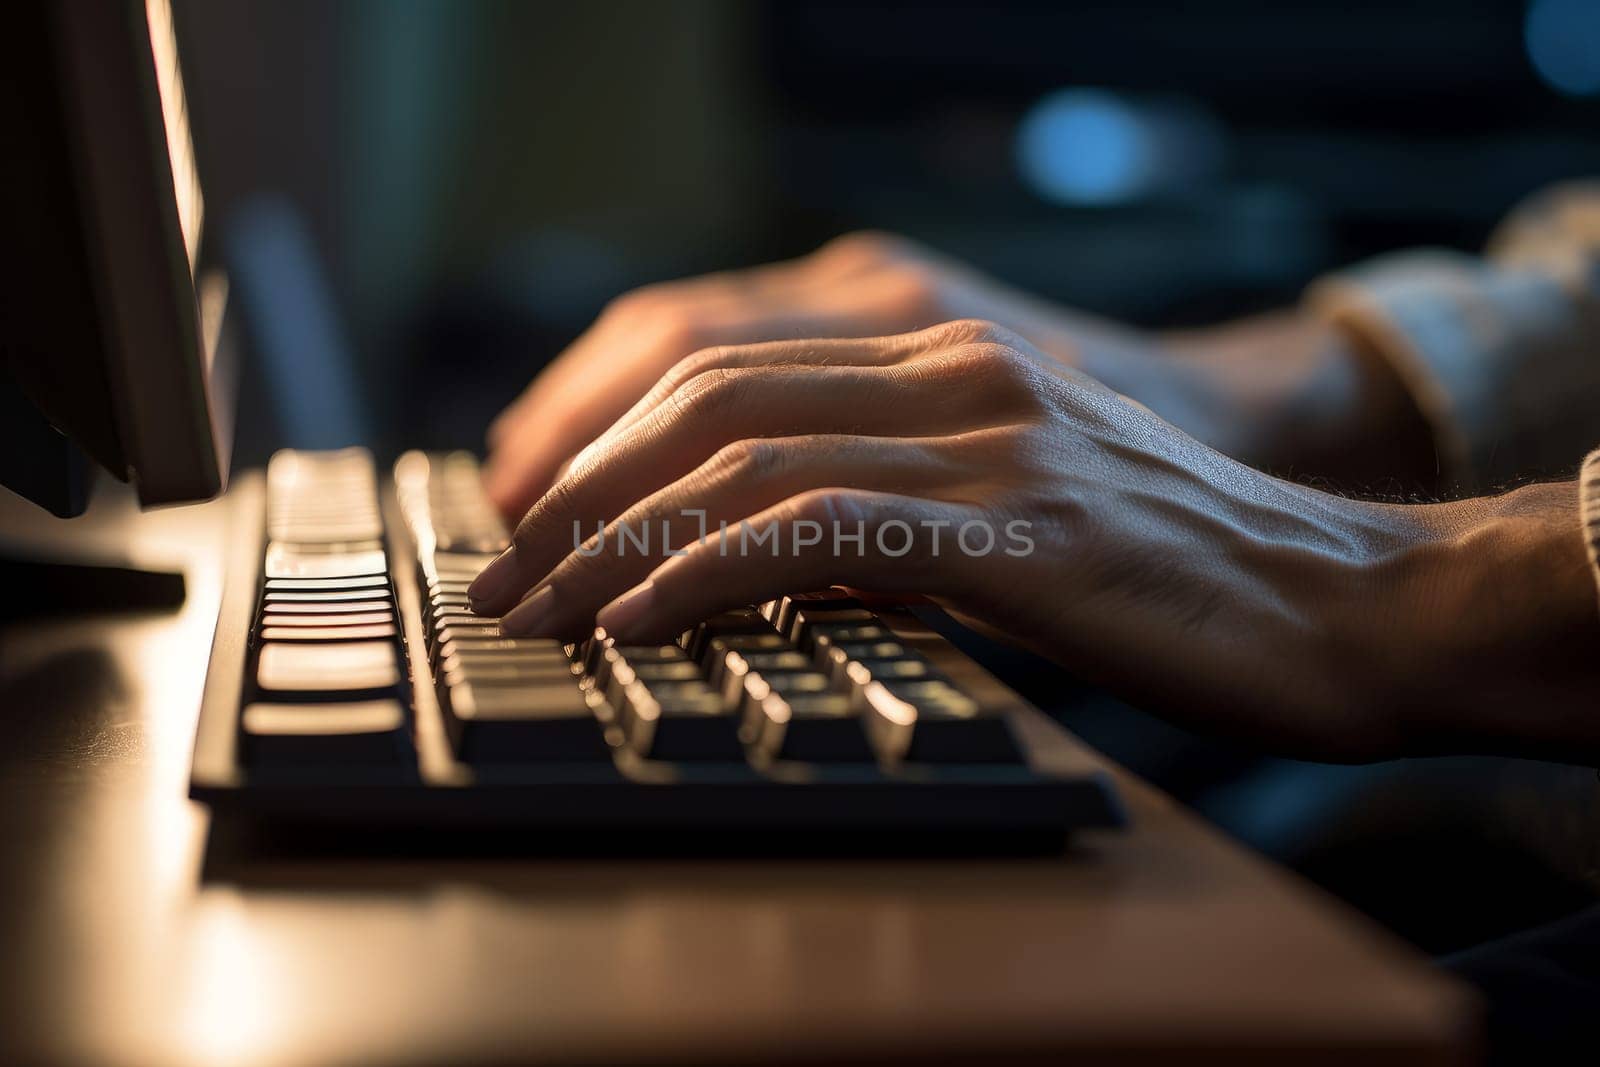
[1353,482,1600,760]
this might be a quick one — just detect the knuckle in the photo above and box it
[602,285,661,321]
[879,262,945,325]
[670,366,740,419]
[790,488,856,531]
[819,229,906,267]
[936,317,1009,346]
[662,346,732,393]
[713,437,783,482]
[976,342,1048,401]
[606,286,705,351]
[528,480,573,535]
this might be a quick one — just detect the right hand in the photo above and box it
[482,232,1135,519]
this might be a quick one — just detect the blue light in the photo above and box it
[1016,89,1150,206]
[1526,0,1600,97]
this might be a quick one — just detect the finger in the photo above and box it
[483,268,944,517]
[594,490,993,643]
[471,347,1026,615]
[502,434,976,636]
[484,254,852,451]
[564,325,946,478]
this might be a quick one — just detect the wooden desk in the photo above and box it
[0,483,1475,1066]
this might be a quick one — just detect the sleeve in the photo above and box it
[1305,181,1600,490]
[1584,448,1600,612]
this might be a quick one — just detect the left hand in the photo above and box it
[467,318,1475,760]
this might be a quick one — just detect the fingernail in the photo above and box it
[597,580,655,638]
[468,546,518,607]
[500,584,557,635]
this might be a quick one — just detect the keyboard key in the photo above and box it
[443,681,615,762]
[260,610,394,629]
[257,640,402,696]
[433,622,506,641]
[683,607,776,663]
[752,691,874,763]
[799,620,892,654]
[265,588,394,605]
[813,634,910,671]
[593,643,688,688]
[703,633,793,681]
[265,575,389,593]
[770,590,864,638]
[861,680,1021,764]
[837,655,939,686]
[711,648,810,693]
[241,700,409,765]
[264,544,388,580]
[258,598,393,616]
[788,609,881,648]
[258,622,399,642]
[624,680,741,762]
[438,657,578,687]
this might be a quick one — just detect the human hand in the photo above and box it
[482,233,1167,520]
[484,232,1437,527]
[467,319,1572,761]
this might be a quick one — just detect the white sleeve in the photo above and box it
[1304,181,1600,490]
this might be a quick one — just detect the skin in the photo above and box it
[484,232,1438,517]
[473,242,1600,764]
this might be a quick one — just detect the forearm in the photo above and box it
[1017,444,1599,762]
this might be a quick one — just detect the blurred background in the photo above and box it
[175,0,1600,955]
[177,0,1600,460]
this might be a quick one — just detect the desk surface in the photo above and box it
[0,482,1474,1067]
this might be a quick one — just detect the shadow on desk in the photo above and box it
[197,815,1153,898]
[0,646,132,770]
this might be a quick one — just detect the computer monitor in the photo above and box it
[0,0,234,518]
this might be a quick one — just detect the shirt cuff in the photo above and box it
[1305,252,1481,483]
[1582,448,1600,614]
[1307,250,1600,489]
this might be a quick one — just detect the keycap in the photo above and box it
[703,633,793,683]
[258,598,394,616]
[836,655,938,686]
[241,700,409,765]
[265,575,389,593]
[711,648,810,693]
[258,622,399,642]
[265,589,394,605]
[435,636,569,661]
[683,607,777,663]
[812,634,910,670]
[438,657,578,687]
[260,610,394,629]
[752,691,874,763]
[624,680,742,761]
[593,643,688,689]
[256,641,402,696]
[798,620,892,654]
[788,609,881,648]
[738,669,832,730]
[264,544,388,580]
[442,681,615,762]
[433,622,506,641]
[861,680,1021,764]
[770,590,864,638]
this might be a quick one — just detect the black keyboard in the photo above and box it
[190,448,1124,843]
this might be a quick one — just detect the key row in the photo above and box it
[267,447,384,545]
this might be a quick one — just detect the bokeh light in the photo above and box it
[1526,0,1600,97]
[1016,89,1151,205]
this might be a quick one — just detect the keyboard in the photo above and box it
[190,448,1124,843]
